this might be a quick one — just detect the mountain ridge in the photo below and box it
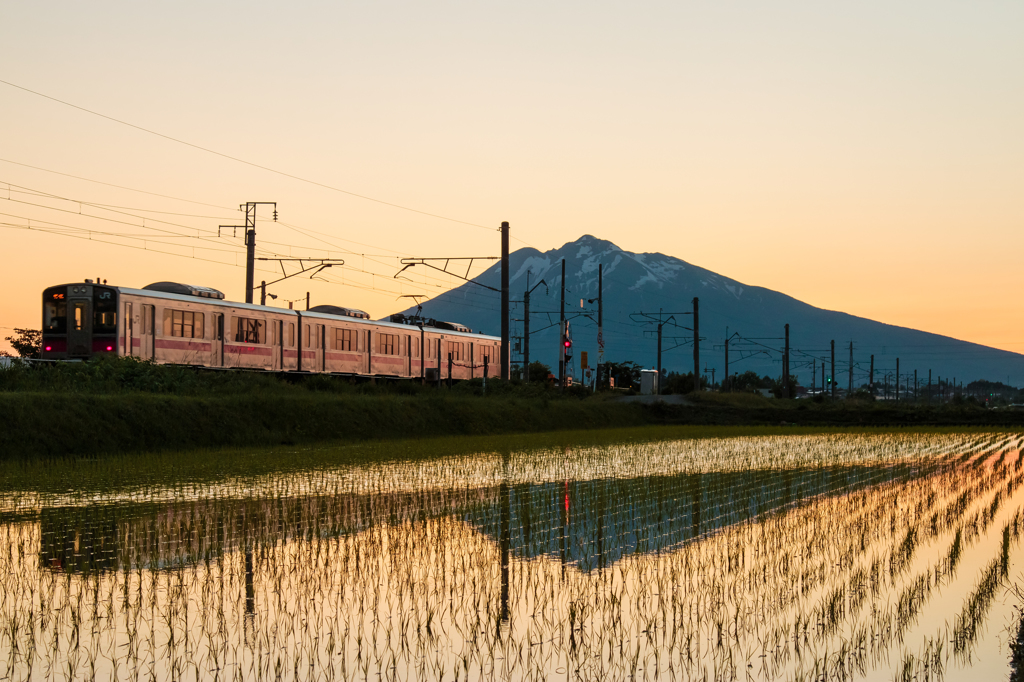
[394,235,1024,387]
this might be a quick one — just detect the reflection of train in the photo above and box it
[40,280,500,380]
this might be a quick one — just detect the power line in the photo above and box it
[0,78,494,232]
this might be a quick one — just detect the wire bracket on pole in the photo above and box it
[395,257,501,292]
[254,258,345,287]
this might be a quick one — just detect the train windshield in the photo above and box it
[93,287,117,333]
[43,287,67,334]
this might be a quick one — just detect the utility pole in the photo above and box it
[559,259,566,389]
[500,222,510,380]
[848,342,853,395]
[822,360,825,395]
[524,273,532,382]
[724,335,730,392]
[896,358,900,402]
[220,201,277,304]
[870,355,874,393]
[812,358,816,394]
[830,340,836,400]
[783,324,790,398]
[692,297,700,391]
[657,317,663,394]
[597,264,603,388]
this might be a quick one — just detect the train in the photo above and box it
[40,280,501,381]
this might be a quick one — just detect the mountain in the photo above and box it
[393,235,1024,388]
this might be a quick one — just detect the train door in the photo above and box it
[316,324,326,372]
[125,302,134,357]
[141,305,156,360]
[67,298,91,358]
[212,313,224,367]
[277,320,284,371]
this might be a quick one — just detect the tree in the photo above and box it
[603,360,642,390]
[526,361,552,383]
[662,371,707,394]
[2,329,41,359]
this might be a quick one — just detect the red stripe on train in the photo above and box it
[156,339,213,352]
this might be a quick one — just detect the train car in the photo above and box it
[40,280,501,381]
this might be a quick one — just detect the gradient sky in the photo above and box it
[2,1,1022,356]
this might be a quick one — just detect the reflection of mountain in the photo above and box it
[36,459,950,575]
[464,461,944,572]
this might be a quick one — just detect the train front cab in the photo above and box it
[42,283,119,360]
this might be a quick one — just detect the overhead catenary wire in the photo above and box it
[0,78,495,232]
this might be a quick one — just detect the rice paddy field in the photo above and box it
[3,428,1024,681]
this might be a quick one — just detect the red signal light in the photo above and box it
[564,340,572,348]
[45,346,52,351]
[106,345,113,351]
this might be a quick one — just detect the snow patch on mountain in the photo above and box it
[511,256,552,283]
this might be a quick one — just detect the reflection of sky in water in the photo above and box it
[1,432,1023,681]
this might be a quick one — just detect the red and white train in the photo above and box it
[40,280,500,381]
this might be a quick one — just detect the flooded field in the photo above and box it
[3,430,1024,681]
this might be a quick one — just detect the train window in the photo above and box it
[412,337,419,358]
[378,333,398,355]
[44,300,67,334]
[334,328,355,351]
[168,310,204,339]
[449,341,464,362]
[93,288,117,333]
[234,316,264,344]
[288,323,295,347]
[73,304,85,331]
[303,324,311,348]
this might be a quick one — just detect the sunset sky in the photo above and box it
[2,1,1022,357]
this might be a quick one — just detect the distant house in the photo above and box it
[755,388,774,398]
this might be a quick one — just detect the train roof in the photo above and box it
[109,285,499,340]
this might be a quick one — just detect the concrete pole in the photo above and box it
[692,297,700,391]
[559,259,565,389]
[848,342,853,394]
[724,337,730,392]
[657,321,663,395]
[830,340,836,400]
[783,324,790,398]
[523,283,531,382]
[500,222,510,380]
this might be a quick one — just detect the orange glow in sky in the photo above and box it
[1,2,1022,357]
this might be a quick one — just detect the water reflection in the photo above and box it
[2,432,1023,681]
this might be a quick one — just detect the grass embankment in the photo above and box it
[2,357,1023,458]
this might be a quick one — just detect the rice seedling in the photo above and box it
[1,431,1024,680]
